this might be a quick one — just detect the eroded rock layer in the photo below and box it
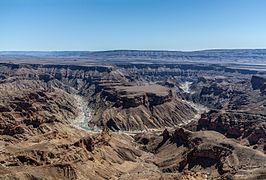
[1,60,266,180]
[0,63,197,131]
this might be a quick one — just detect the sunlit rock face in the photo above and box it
[89,83,197,131]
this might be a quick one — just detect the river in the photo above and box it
[71,94,207,134]
[179,81,193,93]
[72,95,99,132]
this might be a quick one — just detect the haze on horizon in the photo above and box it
[0,0,266,51]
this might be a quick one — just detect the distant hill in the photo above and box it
[1,49,266,64]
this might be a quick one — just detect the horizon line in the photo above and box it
[1,48,266,53]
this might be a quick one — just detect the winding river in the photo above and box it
[71,93,207,134]
[72,95,99,132]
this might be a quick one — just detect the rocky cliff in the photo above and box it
[135,128,266,179]
[195,110,266,151]
[88,83,197,131]
[0,63,198,132]
[1,60,266,179]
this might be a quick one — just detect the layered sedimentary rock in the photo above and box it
[1,59,266,179]
[251,75,266,90]
[0,79,153,179]
[251,75,266,95]
[88,83,197,131]
[195,110,266,152]
[0,63,198,131]
[135,128,266,179]
[0,89,78,139]
[0,125,147,179]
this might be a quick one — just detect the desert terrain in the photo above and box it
[1,50,266,179]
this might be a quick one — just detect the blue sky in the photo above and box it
[0,0,266,51]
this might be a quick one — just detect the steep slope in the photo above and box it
[135,128,266,179]
[88,83,197,131]
[0,63,198,131]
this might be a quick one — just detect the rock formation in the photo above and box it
[136,128,266,179]
[1,58,266,179]
[88,83,197,130]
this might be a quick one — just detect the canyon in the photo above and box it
[1,50,266,179]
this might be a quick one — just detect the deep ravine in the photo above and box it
[72,95,99,132]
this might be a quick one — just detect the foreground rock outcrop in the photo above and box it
[0,89,78,139]
[194,110,266,153]
[135,128,266,179]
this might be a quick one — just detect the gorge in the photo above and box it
[1,50,266,179]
